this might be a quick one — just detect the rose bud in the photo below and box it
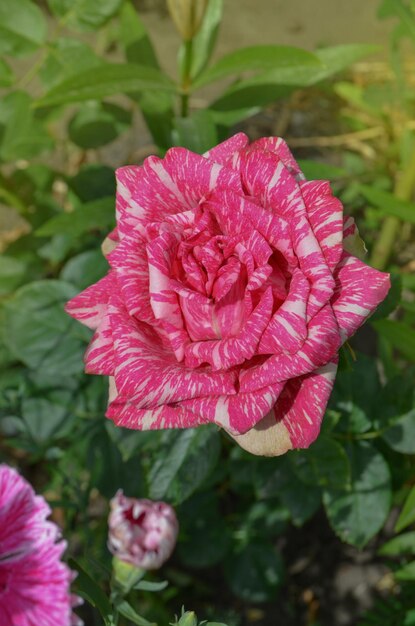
[108,491,178,570]
[167,0,208,41]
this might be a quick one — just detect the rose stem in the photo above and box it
[370,147,415,270]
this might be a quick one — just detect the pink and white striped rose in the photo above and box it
[66,134,390,456]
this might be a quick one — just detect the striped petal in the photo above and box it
[65,273,112,329]
[240,304,340,391]
[276,358,338,448]
[300,180,343,271]
[331,252,390,343]
[185,287,273,370]
[259,268,309,354]
[204,132,249,165]
[109,295,236,410]
[182,380,285,434]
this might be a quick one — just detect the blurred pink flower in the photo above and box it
[108,491,178,570]
[0,464,82,626]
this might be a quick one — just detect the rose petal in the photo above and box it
[331,252,390,343]
[240,303,340,390]
[258,268,310,354]
[109,296,236,410]
[65,273,113,329]
[249,136,304,179]
[300,180,343,271]
[84,313,114,375]
[182,380,285,434]
[276,358,338,448]
[185,287,273,370]
[204,132,249,165]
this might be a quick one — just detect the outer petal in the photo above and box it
[65,273,112,329]
[249,136,304,179]
[204,132,249,165]
[84,312,114,375]
[182,380,285,434]
[115,148,242,237]
[331,251,390,343]
[108,231,154,324]
[300,180,343,271]
[240,304,341,391]
[232,359,338,455]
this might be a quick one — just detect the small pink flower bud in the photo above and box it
[108,491,179,570]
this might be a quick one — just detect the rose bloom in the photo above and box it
[108,491,178,569]
[0,464,81,626]
[66,134,389,456]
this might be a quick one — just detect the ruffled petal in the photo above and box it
[300,180,343,271]
[204,132,249,165]
[182,380,285,434]
[185,287,273,370]
[331,252,390,343]
[240,304,341,391]
[258,268,309,354]
[65,273,112,329]
[109,296,236,410]
[276,358,338,448]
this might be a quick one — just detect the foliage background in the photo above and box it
[0,1,414,625]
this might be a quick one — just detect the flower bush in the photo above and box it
[67,134,390,456]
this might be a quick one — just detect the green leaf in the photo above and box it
[395,486,415,533]
[178,492,231,568]
[0,60,13,87]
[256,457,321,526]
[120,1,160,68]
[360,185,415,224]
[0,255,27,296]
[0,0,47,57]
[134,579,169,592]
[47,0,123,30]
[210,84,291,114]
[40,38,102,90]
[379,531,415,556]
[70,560,115,626]
[61,250,108,290]
[115,600,156,626]
[297,160,347,180]
[310,44,380,83]
[382,409,415,454]
[323,441,391,548]
[372,319,415,362]
[69,164,115,202]
[193,45,321,89]
[173,110,218,153]
[224,542,284,603]
[395,561,415,581]
[36,196,115,237]
[0,92,53,160]
[68,102,132,149]
[1,280,90,376]
[21,397,73,444]
[189,0,223,79]
[36,64,175,108]
[291,435,350,491]
[148,427,220,504]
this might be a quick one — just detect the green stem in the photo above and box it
[370,147,415,270]
[180,38,193,118]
